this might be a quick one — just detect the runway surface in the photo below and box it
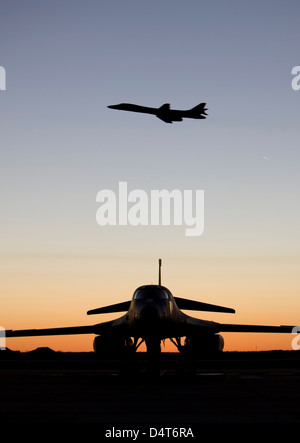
[1,351,300,424]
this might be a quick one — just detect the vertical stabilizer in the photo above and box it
[158,259,162,285]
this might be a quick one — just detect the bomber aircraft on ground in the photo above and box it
[107,102,208,123]
[4,260,297,360]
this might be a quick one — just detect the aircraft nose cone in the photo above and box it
[140,306,160,324]
[107,104,121,109]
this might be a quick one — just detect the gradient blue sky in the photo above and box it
[0,1,299,351]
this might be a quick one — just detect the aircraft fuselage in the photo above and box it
[107,102,208,123]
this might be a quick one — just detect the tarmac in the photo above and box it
[1,350,300,426]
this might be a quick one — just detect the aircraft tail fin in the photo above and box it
[190,103,208,116]
[158,259,162,285]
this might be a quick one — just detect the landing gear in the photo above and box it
[144,337,161,377]
[145,337,161,358]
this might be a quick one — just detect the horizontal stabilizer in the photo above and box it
[87,300,131,315]
[174,297,235,314]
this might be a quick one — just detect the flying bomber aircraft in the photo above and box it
[4,260,297,359]
[107,102,208,123]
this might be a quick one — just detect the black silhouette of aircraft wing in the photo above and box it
[216,324,295,333]
[5,325,96,337]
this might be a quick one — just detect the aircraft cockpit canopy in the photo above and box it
[133,286,170,301]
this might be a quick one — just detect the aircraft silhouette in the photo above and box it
[4,260,296,359]
[107,102,208,123]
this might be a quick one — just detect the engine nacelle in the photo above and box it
[183,334,224,358]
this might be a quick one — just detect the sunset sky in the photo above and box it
[0,0,299,353]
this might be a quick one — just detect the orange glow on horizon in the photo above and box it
[2,256,299,354]
[5,332,297,354]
